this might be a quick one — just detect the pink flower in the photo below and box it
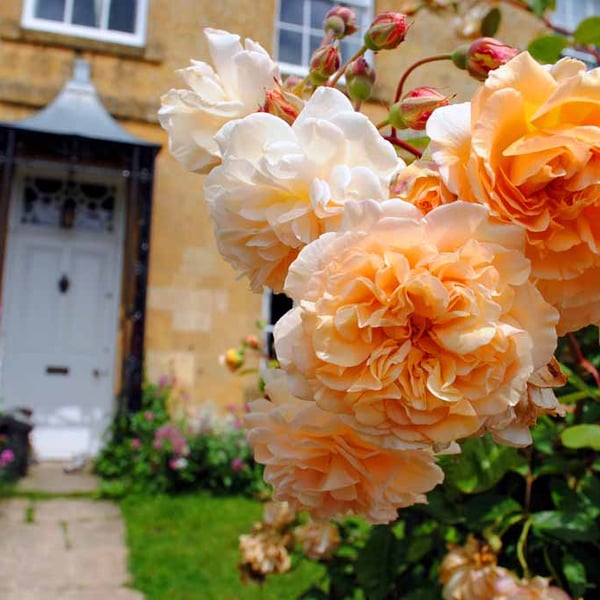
[130,438,141,451]
[231,457,245,472]
[144,411,154,421]
[154,424,188,456]
[0,448,15,468]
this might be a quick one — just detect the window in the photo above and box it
[22,0,148,47]
[262,290,293,360]
[552,0,600,31]
[275,0,373,75]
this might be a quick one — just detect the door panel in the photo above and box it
[0,170,124,459]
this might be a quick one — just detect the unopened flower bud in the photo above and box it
[364,12,409,51]
[282,74,302,90]
[452,37,519,81]
[324,6,358,39]
[345,58,376,101]
[244,334,260,349]
[224,348,244,372]
[309,44,341,84]
[263,86,305,125]
[389,86,450,130]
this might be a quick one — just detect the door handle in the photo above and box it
[47,366,69,375]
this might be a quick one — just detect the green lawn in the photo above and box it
[121,492,325,600]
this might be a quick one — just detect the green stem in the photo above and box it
[329,46,367,87]
[376,118,390,129]
[394,53,452,103]
[383,135,423,158]
[517,517,533,578]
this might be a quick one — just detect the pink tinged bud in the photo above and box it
[231,457,245,472]
[309,44,341,84]
[263,87,305,125]
[453,37,519,81]
[323,6,358,39]
[389,86,451,130]
[282,74,302,90]
[345,57,376,102]
[364,12,409,51]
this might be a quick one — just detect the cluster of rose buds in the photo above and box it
[219,333,263,373]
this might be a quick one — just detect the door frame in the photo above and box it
[0,163,126,454]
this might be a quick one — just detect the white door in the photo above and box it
[0,170,124,459]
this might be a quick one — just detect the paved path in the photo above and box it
[0,463,143,600]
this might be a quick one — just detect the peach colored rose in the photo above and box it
[275,200,558,448]
[427,53,600,334]
[245,370,443,524]
[294,521,341,560]
[390,159,456,214]
[494,575,571,600]
[159,28,280,173]
[262,501,296,530]
[204,87,403,292]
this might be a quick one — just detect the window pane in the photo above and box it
[280,0,303,25]
[72,0,99,27]
[108,0,136,33]
[310,35,322,58]
[35,0,66,21]
[341,38,362,62]
[278,29,303,64]
[310,0,333,29]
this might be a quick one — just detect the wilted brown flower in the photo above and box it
[262,501,296,530]
[239,529,292,583]
[294,521,341,560]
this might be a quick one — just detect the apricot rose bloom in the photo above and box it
[275,200,558,448]
[159,28,280,173]
[245,370,443,524]
[427,53,600,334]
[204,87,402,292]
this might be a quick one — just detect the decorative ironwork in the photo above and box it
[21,175,116,233]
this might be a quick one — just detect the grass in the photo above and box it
[121,492,326,600]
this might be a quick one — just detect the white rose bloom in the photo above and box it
[159,28,280,173]
[204,87,404,292]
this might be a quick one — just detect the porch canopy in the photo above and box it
[0,58,161,411]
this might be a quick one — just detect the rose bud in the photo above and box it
[282,74,302,90]
[452,37,519,81]
[223,348,244,372]
[345,57,376,102]
[388,86,450,130]
[364,12,409,51]
[263,86,305,125]
[309,44,341,84]
[244,334,261,350]
[323,6,358,39]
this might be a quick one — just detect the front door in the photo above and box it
[0,169,124,459]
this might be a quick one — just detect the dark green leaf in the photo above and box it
[406,535,434,563]
[442,435,525,494]
[561,424,600,450]
[532,510,599,542]
[562,553,588,598]
[463,495,522,528]
[528,0,556,18]
[528,35,569,64]
[481,8,501,37]
[574,17,600,45]
[355,526,403,600]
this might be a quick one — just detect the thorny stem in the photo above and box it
[384,135,423,158]
[329,45,367,87]
[517,517,533,579]
[394,54,452,103]
[567,332,600,388]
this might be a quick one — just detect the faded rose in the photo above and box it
[275,200,558,448]
[294,521,341,560]
[159,28,280,173]
[246,370,443,524]
[428,53,600,334]
[204,87,402,292]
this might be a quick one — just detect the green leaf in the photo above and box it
[528,35,569,64]
[562,553,588,598]
[528,0,556,18]
[561,424,600,450]
[532,511,599,542]
[355,526,403,600]
[574,17,600,45]
[481,8,501,37]
[441,435,525,494]
[463,495,522,528]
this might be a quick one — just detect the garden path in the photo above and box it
[0,462,143,599]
